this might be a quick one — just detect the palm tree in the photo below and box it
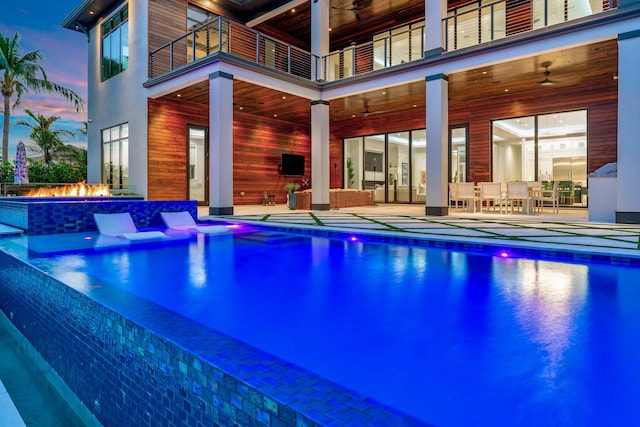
[15,110,75,164]
[0,32,84,163]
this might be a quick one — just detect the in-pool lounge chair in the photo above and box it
[93,212,168,240]
[160,211,230,234]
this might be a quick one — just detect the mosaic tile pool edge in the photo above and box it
[0,199,197,235]
[0,250,431,427]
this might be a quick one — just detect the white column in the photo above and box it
[425,0,447,58]
[616,31,640,223]
[311,0,330,80]
[425,74,449,216]
[311,100,330,210]
[208,71,234,215]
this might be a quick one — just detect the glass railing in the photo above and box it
[444,0,617,51]
[149,16,320,80]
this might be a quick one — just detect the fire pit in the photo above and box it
[24,181,112,197]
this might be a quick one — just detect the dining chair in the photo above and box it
[456,182,479,212]
[534,181,559,214]
[480,182,505,214]
[506,181,532,214]
[449,182,459,209]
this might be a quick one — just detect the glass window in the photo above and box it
[364,135,385,202]
[538,111,587,205]
[343,129,427,204]
[492,111,587,205]
[101,4,128,81]
[188,3,215,29]
[102,123,129,189]
[492,116,535,182]
[411,130,427,202]
[481,1,506,43]
[344,137,363,189]
[388,132,410,202]
[450,126,468,183]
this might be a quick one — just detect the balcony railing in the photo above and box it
[444,0,617,51]
[150,1,617,81]
[149,17,320,80]
[320,25,425,82]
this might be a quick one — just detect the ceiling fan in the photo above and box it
[332,1,367,21]
[540,64,555,86]
[360,102,388,117]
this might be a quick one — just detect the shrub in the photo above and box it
[0,162,15,183]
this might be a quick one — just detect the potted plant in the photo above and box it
[346,158,355,188]
[284,182,300,210]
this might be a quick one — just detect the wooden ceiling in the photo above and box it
[254,0,426,52]
[162,39,617,123]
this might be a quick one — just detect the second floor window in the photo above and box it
[102,4,129,81]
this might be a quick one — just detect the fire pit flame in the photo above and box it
[25,181,112,197]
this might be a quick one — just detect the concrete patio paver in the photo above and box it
[201,205,640,260]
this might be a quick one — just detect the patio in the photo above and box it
[202,204,640,260]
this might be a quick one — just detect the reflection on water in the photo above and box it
[27,232,640,426]
[495,259,588,388]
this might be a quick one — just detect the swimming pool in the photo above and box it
[3,225,640,426]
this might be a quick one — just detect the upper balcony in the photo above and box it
[148,1,617,83]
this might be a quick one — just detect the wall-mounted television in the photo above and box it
[364,151,383,172]
[281,153,305,176]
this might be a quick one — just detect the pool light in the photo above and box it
[499,251,509,258]
[84,236,93,240]
[349,236,358,242]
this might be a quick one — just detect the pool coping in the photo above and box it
[204,217,640,266]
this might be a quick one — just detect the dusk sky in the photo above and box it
[1,0,87,159]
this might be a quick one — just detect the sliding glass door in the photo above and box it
[343,129,426,203]
[188,125,208,205]
[492,110,587,205]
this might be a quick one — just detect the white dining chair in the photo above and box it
[506,181,532,214]
[480,182,505,214]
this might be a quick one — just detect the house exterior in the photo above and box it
[62,0,640,222]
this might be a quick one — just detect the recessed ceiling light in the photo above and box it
[504,89,509,92]
[413,104,417,108]
[482,71,487,74]
[239,106,244,110]
[274,114,278,117]
[282,96,286,99]
[176,94,181,97]
[291,8,296,13]
[352,114,356,118]
[89,11,94,15]
[382,91,386,95]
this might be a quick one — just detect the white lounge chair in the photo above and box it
[93,212,168,240]
[160,211,230,234]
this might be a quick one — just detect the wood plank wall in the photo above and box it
[233,113,311,205]
[148,0,187,53]
[331,80,618,185]
[148,98,207,200]
[148,98,311,204]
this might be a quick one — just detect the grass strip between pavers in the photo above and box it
[309,213,324,226]
[260,214,271,221]
[350,214,407,232]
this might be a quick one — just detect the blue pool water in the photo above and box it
[17,227,640,425]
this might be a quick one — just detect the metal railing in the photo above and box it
[320,25,425,82]
[149,1,617,81]
[444,0,616,51]
[150,16,320,80]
